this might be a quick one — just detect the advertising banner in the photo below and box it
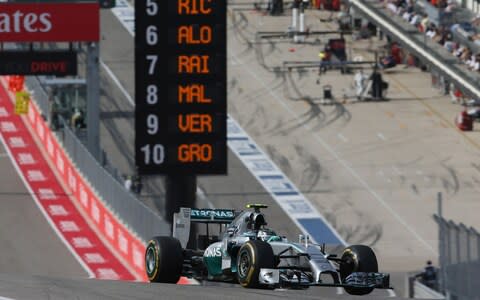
[0,51,77,75]
[0,3,99,42]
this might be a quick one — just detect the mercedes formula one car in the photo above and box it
[145,204,391,295]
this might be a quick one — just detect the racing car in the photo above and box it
[145,204,391,295]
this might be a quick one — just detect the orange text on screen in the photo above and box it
[178,0,212,15]
[178,84,212,103]
[178,113,213,133]
[178,55,210,74]
[178,25,212,44]
[178,143,212,162]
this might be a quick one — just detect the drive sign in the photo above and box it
[0,3,99,42]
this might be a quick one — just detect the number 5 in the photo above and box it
[146,0,158,15]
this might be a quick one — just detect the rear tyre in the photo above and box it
[236,240,275,288]
[340,245,378,295]
[145,236,183,283]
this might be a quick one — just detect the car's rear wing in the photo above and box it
[191,208,236,223]
[173,207,236,248]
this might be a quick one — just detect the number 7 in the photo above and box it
[146,55,158,75]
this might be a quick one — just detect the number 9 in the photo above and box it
[147,114,158,135]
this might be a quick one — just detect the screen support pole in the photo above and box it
[86,41,100,161]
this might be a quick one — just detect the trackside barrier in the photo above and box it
[0,76,172,281]
[434,215,480,299]
[414,280,445,299]
[22,75,171,242]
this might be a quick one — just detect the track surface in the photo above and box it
[0,272,408,300]
[0,128,86,279]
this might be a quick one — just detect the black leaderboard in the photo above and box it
[135,0,227,175]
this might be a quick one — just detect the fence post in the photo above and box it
[466,227,472,299]
[437,192,446,294]
[408,275,415,298]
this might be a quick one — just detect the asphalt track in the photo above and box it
[0,132,86,279]
[0,272,408,300]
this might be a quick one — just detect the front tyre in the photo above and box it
[236,240,275,288]
[145,236,183,283]
[340,245,378,296]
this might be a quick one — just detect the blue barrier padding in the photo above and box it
[298,218,343,245]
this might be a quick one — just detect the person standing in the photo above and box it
[124,175,132,191]
[133,175,143,195]
[416,260,437,289]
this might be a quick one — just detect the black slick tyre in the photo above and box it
[145,236,183,283]
[340,245,378,295]
[236,240,275,288]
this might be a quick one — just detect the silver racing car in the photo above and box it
[145,204,391,295]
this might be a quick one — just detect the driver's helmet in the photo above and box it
[247,212,267,230]
[253,213,266,230]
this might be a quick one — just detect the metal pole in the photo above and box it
[298,1,305,43]
[86,42,100,161]
[437,192,446,294]
[166,174,197,247]
[437,192,442,218]
[292,0,299,41]
[466,227,471,298]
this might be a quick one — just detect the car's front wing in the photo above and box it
[259,269,392,290]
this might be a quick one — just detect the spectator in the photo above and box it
[443,33,456,52]
[415,260,437,290]
[49,99,60,130]
[419,14,429,32]
[471,13,480,26]
[379,55,397,69]
[70,108,84,129]
[124,175,132,191]
[426,23,437,38]
[445,0,456,12]
[454,45,465,57]
[133,175,143,194]
[460,47,472,63]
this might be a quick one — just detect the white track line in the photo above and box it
[377,132,386,141]
[387,289,397,297]
[100,60,134,106]
[0,134,95,278]
[337,133,348,143]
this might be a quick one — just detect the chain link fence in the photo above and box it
[434,214,480,300]
[25,76,170,242]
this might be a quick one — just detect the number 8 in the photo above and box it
[146,84,158,104]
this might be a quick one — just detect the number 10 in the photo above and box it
[141,144,165,165]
